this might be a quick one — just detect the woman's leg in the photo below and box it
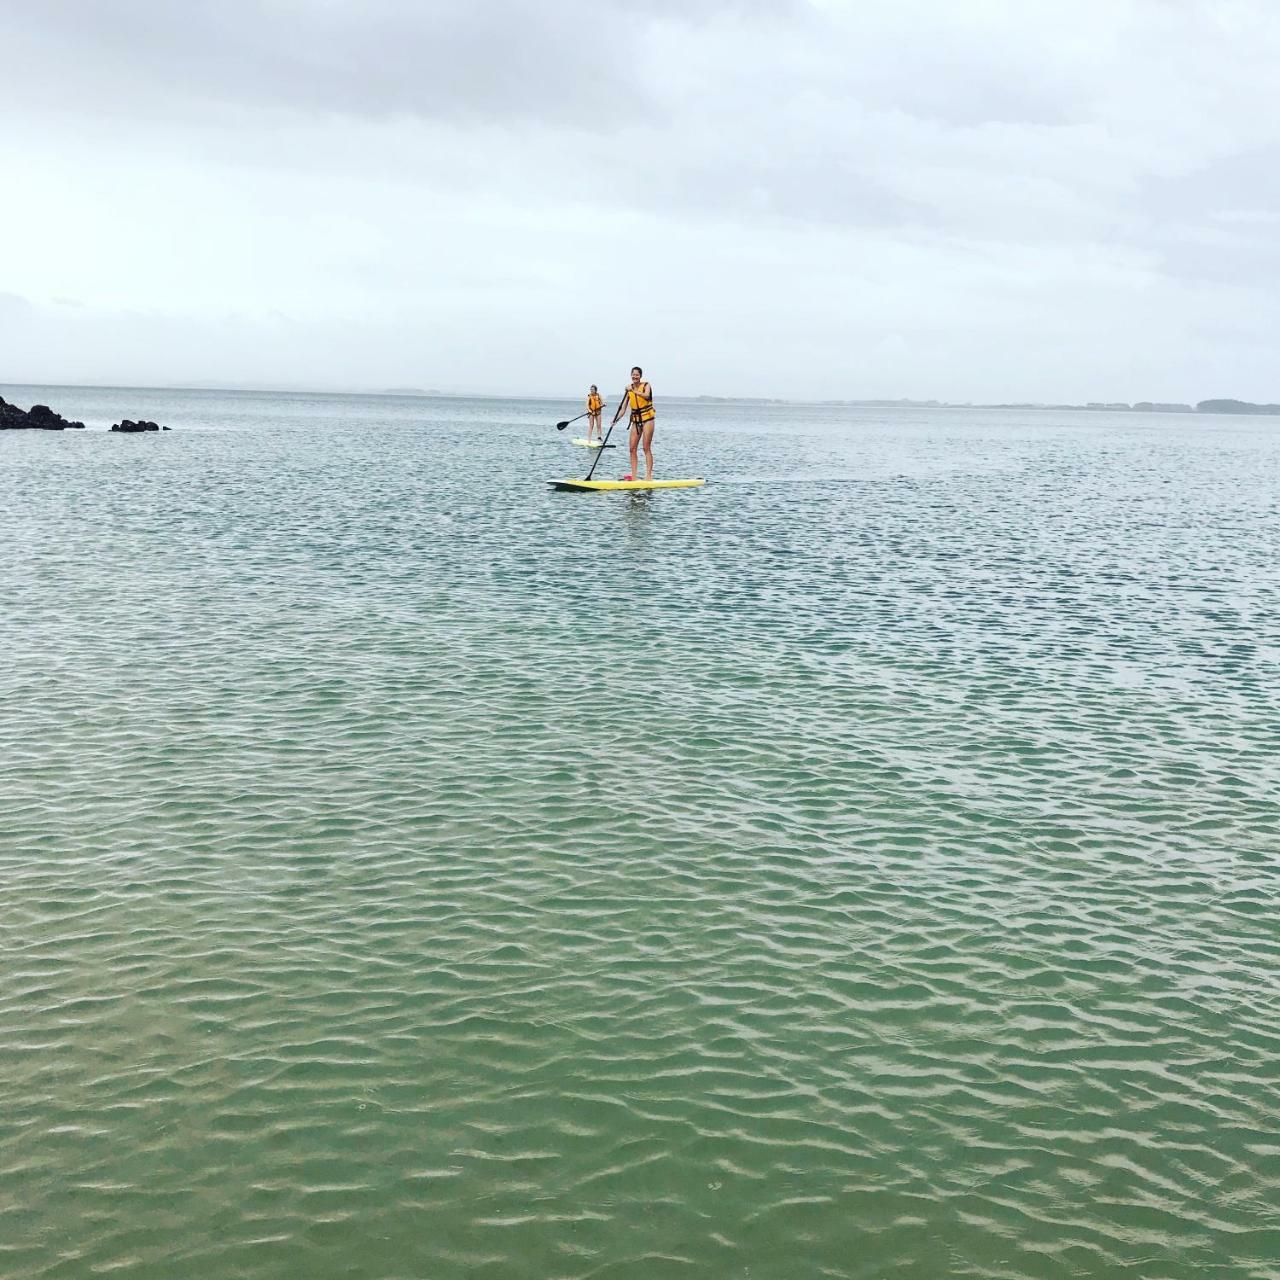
[642,422,656,480]
[628,423,640,479]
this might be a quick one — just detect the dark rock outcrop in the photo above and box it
[0,396,173,431]
[109,419,167,432]
[0,396,86,430]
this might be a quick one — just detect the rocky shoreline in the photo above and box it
[0,396,169,432]
[1,397,86,430]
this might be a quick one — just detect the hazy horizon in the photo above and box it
[6,377,1277,414]
[4,1,1280,402]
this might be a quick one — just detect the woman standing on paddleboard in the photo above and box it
[586,386,604,443]
[612,366,656,481]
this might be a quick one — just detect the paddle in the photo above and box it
[558,399,606,435]
[584,389,631,481]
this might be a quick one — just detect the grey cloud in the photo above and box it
[3,0,1087,136]
[1151,224,1280,291]
[8,0,1260,245]
[3,0,788,129]
[1142,146,1280,225]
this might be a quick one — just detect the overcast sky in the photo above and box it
[2,0,1279,400]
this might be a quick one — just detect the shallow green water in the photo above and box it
[3,386,1279,1279]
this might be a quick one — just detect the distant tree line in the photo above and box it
[1196,399,1280,414]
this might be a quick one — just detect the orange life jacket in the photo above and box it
[626,382,655,425]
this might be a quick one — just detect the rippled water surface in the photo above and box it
[3,385,1280,1279]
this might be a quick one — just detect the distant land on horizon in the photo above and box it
[977,398,1280,415]
[692,395,1280,414]
[3,380,1279,416]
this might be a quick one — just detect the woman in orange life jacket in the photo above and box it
[610,366,656,481]
[586,386,604,442]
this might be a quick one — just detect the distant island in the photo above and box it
[686,391,1280,412]
[773,397,1280,415]
[1192,399,1280,415]
[976,399,1280,414]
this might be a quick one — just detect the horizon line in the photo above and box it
[2,378,1276,413]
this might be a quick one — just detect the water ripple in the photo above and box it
[2,390,1279,1278]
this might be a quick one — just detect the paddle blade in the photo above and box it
[555,420,570,430]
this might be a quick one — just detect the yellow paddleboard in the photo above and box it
[570,438,606,447]
[550,478,706,492]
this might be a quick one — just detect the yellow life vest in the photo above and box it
[626,382,655,425]
[587,392,602,413]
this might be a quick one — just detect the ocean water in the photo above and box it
[2,384,1279,1280]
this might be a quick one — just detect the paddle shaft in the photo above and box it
[585,388,635,480]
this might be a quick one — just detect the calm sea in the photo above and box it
[3,384,1278,1279]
